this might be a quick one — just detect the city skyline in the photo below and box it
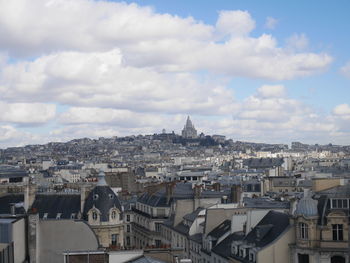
[0,0,349,148]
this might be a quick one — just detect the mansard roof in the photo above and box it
[31,194,80,219]
[208,219,231,239]
[83,185,122,222]
[244,210,290,248]
[0,194,25,215]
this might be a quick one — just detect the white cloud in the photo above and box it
[264,17,278,30]
[0,0,332,80]
[0,101,56,124]
[216,10,255,37]
[333,104,350,118]
[340,61,350,79]
[286,33,309,51]
[0,49,236,115]
[257,85,286,98]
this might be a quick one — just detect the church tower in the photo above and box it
[181,116,198,138]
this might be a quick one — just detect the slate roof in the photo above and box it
[83,185,122,222]
[127,256,167,263]
[243,158,284,169]
[212,232,245,259]
[189,233,203,243]
[31,194,80,219]
[0,165,28,179]
[183,207,204,222]
[138,183,229,207]
[208,219,231,239]
[243,197,290,209]
[0,194,25,215]
[244,210,289,248]
[316,184,350,226]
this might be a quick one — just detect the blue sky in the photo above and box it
[0,0,349,147]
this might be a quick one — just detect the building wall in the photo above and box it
[257,226,295,263]
[91,224,124,248]
[312,178,341,192]
[13,218,26,263]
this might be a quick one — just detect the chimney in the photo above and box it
[10,204,15,216]
[166,182,175,204]
[80,185,87,213]
[231,185,242,204]
[24,177,36,212]
[194,184,202,199]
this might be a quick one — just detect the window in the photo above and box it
[127,225,131,232]
[331,199,348,209]
[298,254,309,263]
[92,212,98,221]
[155,223,162,232]
[109,194,114,199]
[126,214,130,222]
[111,211,116,219]
[299,223,308,239]
[332,224,343,241]
[126,236,130,246]
[71,213,75,219]
[56,213,61,220]
[111,234,118,246]
[43,213,48,219]
[155,239,161,247]
[93,194,99,200]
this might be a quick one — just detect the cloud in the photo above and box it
[264,16,278,30]
[0,0,332,80]
[333,104,350,118]
[286,33,309,51]
[0,101,56,124]
[216,10,255,37]
[340,61,350,79]
[0,49,236,115]
[257,85,286,98]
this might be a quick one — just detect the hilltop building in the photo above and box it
[182,116,198,139]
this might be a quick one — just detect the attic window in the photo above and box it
[56,213,62,220]
[71,213,75,219]
[109,194,114,199]
[43,213,48,219]
[93,194,99,200]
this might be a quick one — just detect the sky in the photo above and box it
[0,0,350,148]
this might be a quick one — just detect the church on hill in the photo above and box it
[182,116,198,139]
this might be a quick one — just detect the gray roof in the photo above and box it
[0,194,25,215]
[127,256,167,263]
[183,207,204,222]
[83,185,122,221]
[0,165,28,179]
[32,194,80,219]
[295,195,318,218]
[243,158,284,169]
[208,220,231,239]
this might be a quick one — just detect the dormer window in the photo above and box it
[111,211,116,219]
[109,194,114,199]
[93,194,99,200]
[92,211,98,221]
[331,199,348,209]
[43,213,48,219]
[71,213,75,219]
[249,251,255,262]
[56,213,61,220]
[232,245,237,255]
